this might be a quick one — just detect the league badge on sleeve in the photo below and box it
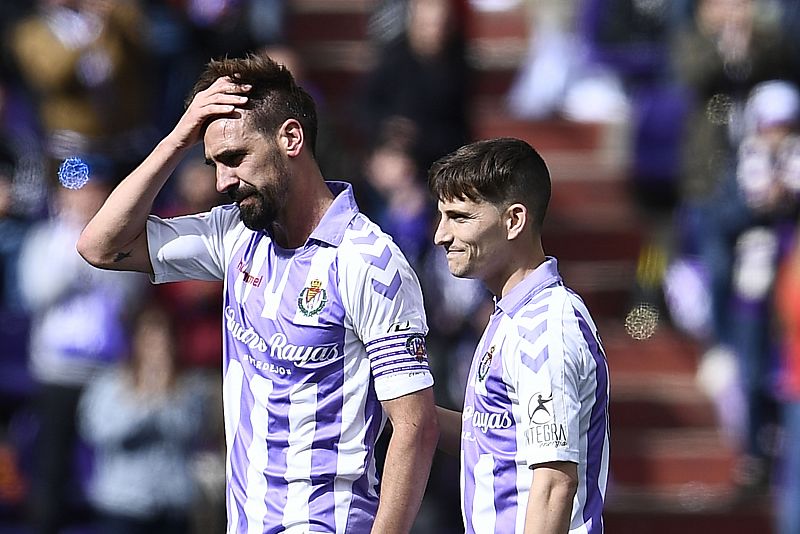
[405,334,427,362]
[298,279,328,317]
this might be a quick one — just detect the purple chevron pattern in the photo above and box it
[518,321,548,342]
[372,271,402,300]
[360,245,392,270]
[521,347,549,373]
[351,232,379,246]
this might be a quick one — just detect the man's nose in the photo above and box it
[433,218,449,246]
[215,167,238,194]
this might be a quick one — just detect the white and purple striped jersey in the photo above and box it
[460,258,609,534]
[146,182,434,533]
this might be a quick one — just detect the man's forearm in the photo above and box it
[77,136,188,271]
[370,418,438,534]
[524,463,578,534]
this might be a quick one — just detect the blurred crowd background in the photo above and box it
[1,0,800,532]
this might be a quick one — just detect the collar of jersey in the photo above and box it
[496,256,562,315]
[305,181,360,247]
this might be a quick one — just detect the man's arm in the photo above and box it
[435,406,462,456]
[371,387,439,534]
[524,461,578,534]
[76,76,250,273]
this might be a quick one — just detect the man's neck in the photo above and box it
[271,169,334,249]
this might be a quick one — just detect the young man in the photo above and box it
[77,54,439,534]
[430,138,609,534]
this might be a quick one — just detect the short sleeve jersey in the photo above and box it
[146,182,433,534]
[460,258,609,534]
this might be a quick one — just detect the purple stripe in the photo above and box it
[263,381,291,530]
[230,359,256,533]
[351,231,378,245]
[462,312,505,532]
[517,319,548,342]
[364,334,413,348]
[372,358,428,372]
[520,304,549,319]
[369,348,413,361]
[350,216,367,232]
[373,364,429,379]
[574,307,608,533]
[366,342,407,354]
[306,356,345,530]
[360,244,392,270]
[372,271,402,300]
[493,461,518,534]
[370,352,428,369]
[528,288,553,306]
[521,347,548,373]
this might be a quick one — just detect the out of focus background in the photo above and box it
[1,0,800,532]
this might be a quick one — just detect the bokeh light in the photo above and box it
[57,157,90,190]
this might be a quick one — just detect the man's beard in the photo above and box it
[231,150,290,231]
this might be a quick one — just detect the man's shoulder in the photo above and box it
[338,214,409,268]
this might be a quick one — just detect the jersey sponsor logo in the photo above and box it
[243,353,292,376]
[463,405,513,433]
[236,259,262,287]
[224,307,340,368]
[298,279,327,317]
[225,306,269,352]
[477,346,495,381]
[528,392,554,425]
[268,333,340,368]
[525,390,567,447]
[526,422,568,448]
[405,334,427,362]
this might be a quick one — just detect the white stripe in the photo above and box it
[244,375,273,534]
[260,251,292,320]
[460,453,467,530]
[472,453,497,532]
[282,382,318,530]
[223,361,244,534]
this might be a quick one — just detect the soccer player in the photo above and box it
[77,54,439,533]
[430,138,609,534]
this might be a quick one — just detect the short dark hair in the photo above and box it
[189,53,318,156]
[428,137,551,230]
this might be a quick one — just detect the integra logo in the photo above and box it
[463,406,512,433]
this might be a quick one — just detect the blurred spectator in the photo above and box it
[669,0,796,364]
[725,80,800,493]
[358,0,471,173]
[140,0,287,136]
[78,302,203,534]
[507,0,631,123]
[17,177,146,534]
[0,150,28,312]
[259,45,353,182]
[360,128,433,271]
[9,0,157,182]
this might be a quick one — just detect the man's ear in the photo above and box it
[278,119,304,157]
[505,203,527,240]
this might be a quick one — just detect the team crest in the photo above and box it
[298,279,328,317]
[477,346,495,381]
[405,334,427,362]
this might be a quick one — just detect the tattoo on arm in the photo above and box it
[113,250,132,263]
